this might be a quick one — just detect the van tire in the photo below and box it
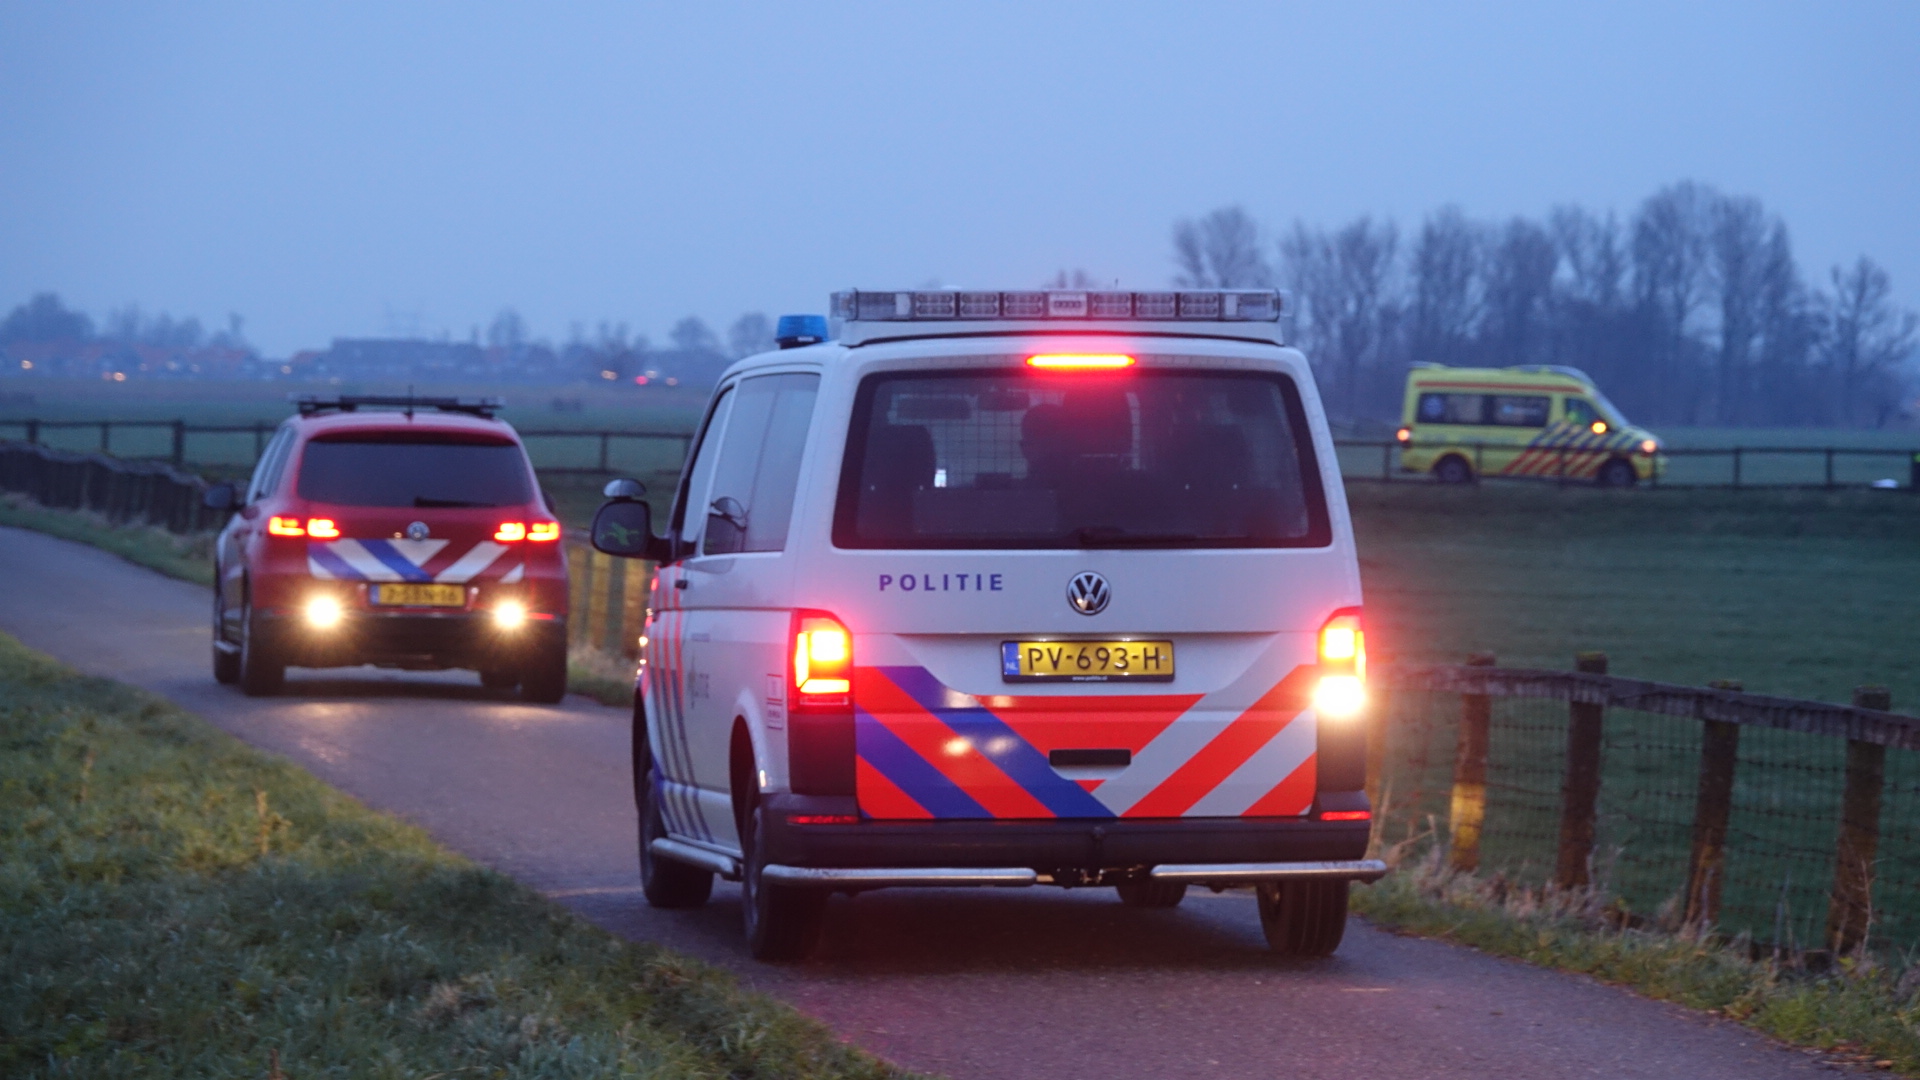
[519,636,568,704]
[638,719,714,909]
[1116,879,1189,908]
[238,594,285,697]
[742,802,826,961]
[1257,879,1349,956]
[1433,455,1475,485]
[1596,458,1637,488]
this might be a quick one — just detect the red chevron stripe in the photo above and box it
[854,668,1053,819]
[1243,753,1318,817]
[856,756,931,819]
[983,692,1204,757]
[1123,666,1315,819]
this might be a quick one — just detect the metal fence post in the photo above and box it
[599,432,611,473]
[1448,652,1496,874]
[99,421,111,454]
[1827,685,1891,955]
[1555,652,1608,890]
[171,420,186,466]
[25,419,38,445]
[1732,447,1742,489]
[1824,448,1835,490]
[1684,679,1743,928]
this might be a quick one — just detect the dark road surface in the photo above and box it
[0,525,1840,1079]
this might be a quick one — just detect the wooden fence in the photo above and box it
[1378,656,1919,955]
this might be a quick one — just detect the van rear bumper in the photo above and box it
[761,793,1372,872]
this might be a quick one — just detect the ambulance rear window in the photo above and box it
[297,436,533,508]
[835,369,1330,549]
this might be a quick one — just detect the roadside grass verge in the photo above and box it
[567,642,636,708]
[1353,849,1920,1075]
[0,492,213,586]
[0,633,911,1079]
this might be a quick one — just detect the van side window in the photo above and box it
[671,387,736,553]
[247,430,295,502]
[701,373,821,556]
[1488,395,1550,427]
[1562,398,1598,426]
[1416,392,1487,425]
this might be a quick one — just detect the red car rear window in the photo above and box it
[296,437,533,508]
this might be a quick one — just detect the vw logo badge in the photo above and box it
[405,521,431,540]
[1066,571,1110,616]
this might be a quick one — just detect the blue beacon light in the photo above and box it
[775,314,830,350]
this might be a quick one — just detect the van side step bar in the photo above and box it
[761,866,1039,888]
[650,839,741,880]
[1149,859,1389,884]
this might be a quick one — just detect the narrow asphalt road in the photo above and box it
[0,525,1841,1079]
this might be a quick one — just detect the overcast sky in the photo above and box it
[2,2,1915,356]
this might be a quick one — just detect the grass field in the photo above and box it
[1349,483,1920,707]
[0,632,908,1079]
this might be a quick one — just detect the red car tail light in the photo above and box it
[792,611,852,707]
[528,521,560,542]
[494,522,527,542]
[267,516,306,537]
[306,518,340,539]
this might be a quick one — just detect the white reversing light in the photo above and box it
[492,600,528,630]
[304,595,344,630]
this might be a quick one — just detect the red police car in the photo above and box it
[204,395,570,700]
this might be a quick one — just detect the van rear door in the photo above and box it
[811,359,1359,822]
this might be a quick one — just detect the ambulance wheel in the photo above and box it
[639,747,714,909]
[742,801,826,961]
[1116,879,1189,908]
[1596,459,1636,488]
[1433,455,1474,485]
[479,666,519,690]
[1257,879,1349,956]
[238,594,285,697]
[519,635,568,704]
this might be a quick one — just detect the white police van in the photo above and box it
[591,289,1383,960]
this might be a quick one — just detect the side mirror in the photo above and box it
[591,498,669,561]
[203,482,238,511]
[603,477,647,500]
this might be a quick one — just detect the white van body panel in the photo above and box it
[643,332,1361,853]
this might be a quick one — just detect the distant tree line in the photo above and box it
[0,293,779,388]
[1172,182,1918,428]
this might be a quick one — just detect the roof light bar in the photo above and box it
[1026,354,1136,370]
[831,289,1284,323]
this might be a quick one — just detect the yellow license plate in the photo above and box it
[1001,640,1175,682]
[369,583,465,607]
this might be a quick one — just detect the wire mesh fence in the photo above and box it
[1377,667,1920,956]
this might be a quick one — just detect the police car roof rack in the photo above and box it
[291,394,505,419]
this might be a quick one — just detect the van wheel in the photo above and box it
[238,595,285,697]
[741,802,826,961]
[639,758,714,909]
[519,636,567,704]
[1258,879,1349,956]
[1116,879,1189,908]
[1596,459,1637,488]
[1433,455,1474,485]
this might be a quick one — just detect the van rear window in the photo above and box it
[834,369,1329,549]
[297,438,533,508]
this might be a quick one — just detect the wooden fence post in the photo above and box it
[1555,652,1608,890]
[1826,686,1891,955]
[171,420,186,466]
[1448,653,1496,873]
[1684,679,1742,928]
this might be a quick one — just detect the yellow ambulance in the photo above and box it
[1395,364,1664,485]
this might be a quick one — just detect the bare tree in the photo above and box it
[487,309,527,352]
[1632,182,1715,420]
[1279,216,1400,420]
[1822,257,1918,427]
[727,312,774,358]
[1407,207,1483,367]
[1173,206,1270,288]
[1482,218,1559,368]
[1707,195,1770,423]
[670,316,720,354]
[1551,206,1628,312]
